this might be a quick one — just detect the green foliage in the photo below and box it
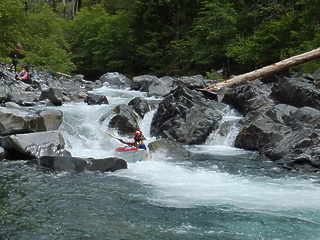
[66,4,113,77]
[0,0,25,55]
[0,0,74,74]
[93,10,135,74]
[187,0,238,73]
[3,0,320,77]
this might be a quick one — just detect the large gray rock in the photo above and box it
[128,97,150,118]
[272,77,320,110]
[39,87,63,106]
[99,72,132,88]
[0,107,63,135]
[2,131,71,160]
[148,139,190,158]
[175,75,205,89]
[131,75,159,92]
[148,76,174,97]
[222,79,273,115]
[84,93,109,105]
[88,157,128,172]
[35,156,127,172]
[151,86,226,144]
[108,104,140,134]
[224,77,320,172]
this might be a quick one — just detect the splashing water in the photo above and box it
[1,87,320,240]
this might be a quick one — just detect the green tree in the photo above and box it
[183,0,238,74]
[0,0,25,56]
[66,4,111,78]
[130,0,200,75]
[21,2,75,73]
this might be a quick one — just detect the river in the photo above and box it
[1,86,320,240]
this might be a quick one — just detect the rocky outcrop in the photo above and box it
[128,97,150,118]
[221,77,320,172]
[1,131,71,160]
[0,107,63,136]
[109,104,140,134]
[151,86,227,145]
[99,72,132,88]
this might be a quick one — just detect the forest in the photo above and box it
[1,0,320,80]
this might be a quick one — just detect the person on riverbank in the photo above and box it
[120,130,147,150]
[16,68,29,80]
[10,55,19,73]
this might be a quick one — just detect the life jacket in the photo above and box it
[18,70,28,79]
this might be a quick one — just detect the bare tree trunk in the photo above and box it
[203,47,320,91]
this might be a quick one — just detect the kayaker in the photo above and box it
[120,130,147,150]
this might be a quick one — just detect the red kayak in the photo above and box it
[115,147,140,152]
[115,147,147,162]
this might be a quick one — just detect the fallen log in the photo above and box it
[203,47,320,90]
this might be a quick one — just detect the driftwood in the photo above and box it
[203,47,320,91]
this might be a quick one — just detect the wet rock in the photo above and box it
[109,104,140,134]
[88,157,128,172]
[151,86,226,144]
[148,76,174,97]
[221,79,273,115]
[39,87,63,106]
[36,156,90,172]
[175,75,205,89]
[84,93,109,105]
[99,72,132,88]
[148,139,190,158]
[2,131,70,160]
[0,147,5,160]
[272,77,320,110]
[225,77,320,172]
[0,107,63,136]
[34,156,127,172]
[128,97,150,118]
[131,75,159,92]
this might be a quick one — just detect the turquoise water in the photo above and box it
[1,87,320,239]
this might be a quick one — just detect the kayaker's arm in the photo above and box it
[118,138,134,146]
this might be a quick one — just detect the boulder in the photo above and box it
[108,105,140,134]
[39,87,63,106]
[148,139,190,158]
[88,157,128,172]
[99,72,132,88]
[1,91,39,106]
[84,93,109,105]
[0,147,5,160]
[1,131,71,160]
[226,77,320,172]
[271,77,320,110]
[34,156,127,172]
[148,76,174,97]
[175,75,205,89]
[37,156,90,172]
[221,79,273,115]
[151,86,226,144]
[0,107,63,135]
[131,75,159,92]
[128,97,150,118]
